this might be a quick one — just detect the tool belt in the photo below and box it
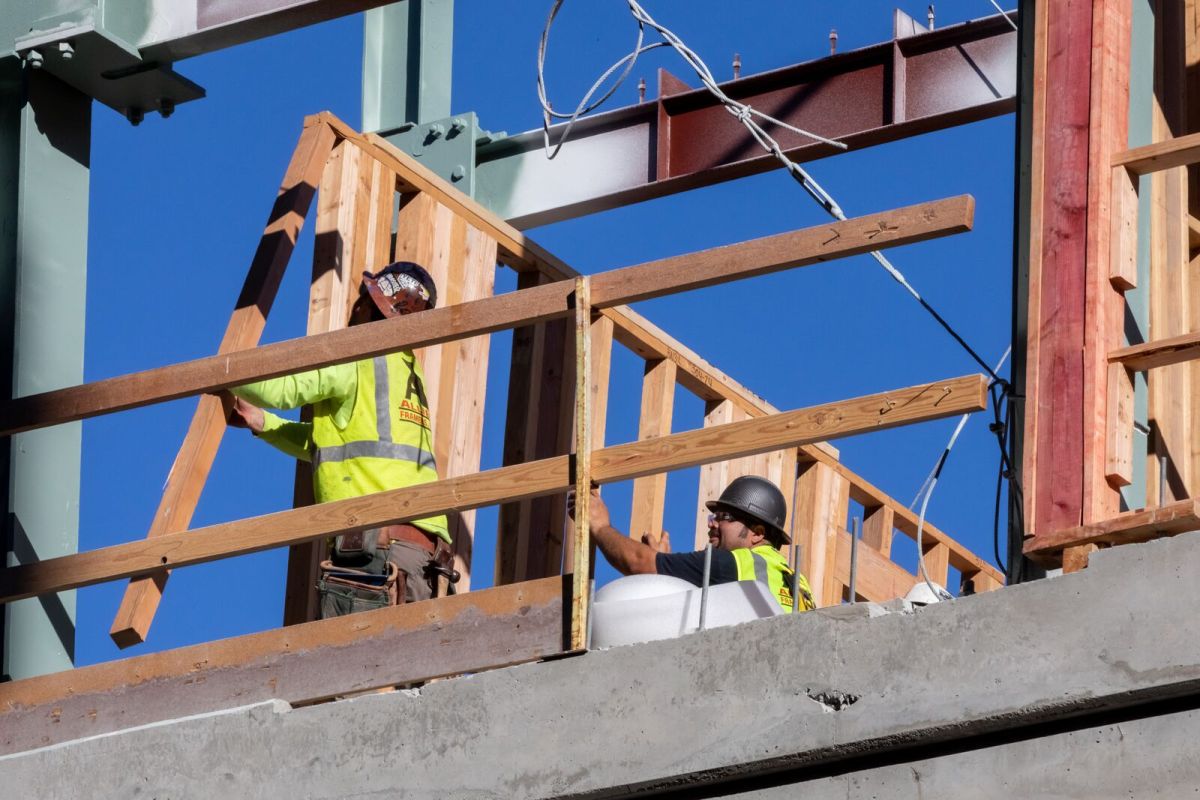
[317,560,402,620]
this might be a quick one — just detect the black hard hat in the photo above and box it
[706,475,790,544]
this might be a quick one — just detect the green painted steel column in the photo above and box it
[362,0,454,132]
[1123,0,1154,513]
[0,59,88,681]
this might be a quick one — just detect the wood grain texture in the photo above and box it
[861,504,895,557]
[1106,363,1134,487]
[570,277,592,651]
[1024,497,1200,562]
[0,375,989,602]
[1110,330,1200,370]
[1081,0,1131,525]
[921,542,950,587]
[1110,166,1138,290]
[0,576,567,757]
[795,460,849,608]
[0,195,974,436]
[1062,543,1100,573]
[107,117,337,648]
[1112,130,1200,174]
[1028,0,1093,535]
[629,359,677,543]
[694,399,736,550]
[832,527,913,602]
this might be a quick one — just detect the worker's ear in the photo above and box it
[749,523,768,547]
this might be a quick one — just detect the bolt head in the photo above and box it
[57,42,74,60]
[158,98,175,119]
[450,117,467,134]
[427,123,445,139]
[450,165,466,182]
[126,107,145,126]
[26,50,44,69]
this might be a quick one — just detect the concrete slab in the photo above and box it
[6,531,1200,798]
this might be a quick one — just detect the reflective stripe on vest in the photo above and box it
[310,353,448,542]
[731,545,813,614]
[312,357,437,472]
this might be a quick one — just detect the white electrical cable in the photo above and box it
[912,347,1011,602]
[987,0,1019,31]
[537,0,1004,384]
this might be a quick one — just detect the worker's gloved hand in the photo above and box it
[641,529,671,554]
[219,391,266,435]
[566,486,610,535]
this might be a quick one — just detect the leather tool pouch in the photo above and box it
[317,560,403,619]
[332,530,378,568]
[424,540,461,597]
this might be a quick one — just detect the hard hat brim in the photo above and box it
[705,499,791,544]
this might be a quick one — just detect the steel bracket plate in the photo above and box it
[377,112,504,198]
[15,18,205,123]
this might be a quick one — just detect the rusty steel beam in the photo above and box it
[475,12,1016,229]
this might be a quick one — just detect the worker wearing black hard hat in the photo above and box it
[224,261,459,618]
[568,475,816,612]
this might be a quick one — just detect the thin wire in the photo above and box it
[537,0,1002,383]
[987,0,1019,31]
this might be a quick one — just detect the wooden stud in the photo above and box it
[563,314,612,571]
[1110,165,1139,290]
[1062,543,1100,573]
[106,117,338,648]
[921,542,951,587]
[860,504,895,557]
[794,460,850,608]
[694,399,736,550]
[964,570,1003,594]
[1105,363,1134,488]
[0,375,989,603]
[1111,330,1200,371]
[570,277,592,651]
[629,359,677,543]
[0,195,976,437]
[280,140,363,626]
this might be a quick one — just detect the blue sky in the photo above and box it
[76,1,1015,665]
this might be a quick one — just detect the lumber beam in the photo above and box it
[832,527,912,602]
[629,359,677,542]
[105,116,337,648]
[0,375,989,603]
[1111,130,1200,175]
[1023,498,1200,564]
[0,576,567,757]
[0,195,974,437]
[1110,330,1200,371]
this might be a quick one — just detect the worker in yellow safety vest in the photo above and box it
[224,261,457,617]
[568,475,816,612]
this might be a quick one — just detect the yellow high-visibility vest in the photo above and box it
[236,351,449,543]
[731,545,816,613]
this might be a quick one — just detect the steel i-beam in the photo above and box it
[475,10,1017,228]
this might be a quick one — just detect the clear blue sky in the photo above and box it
[76,1,1015,666]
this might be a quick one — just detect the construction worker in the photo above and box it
[569,475,816,612]
[223,261,455,616]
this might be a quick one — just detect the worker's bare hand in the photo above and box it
[566,486,610,534]
[221,391,265,434]
[641,529,671,553]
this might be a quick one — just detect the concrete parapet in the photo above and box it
[5,531,1200,798]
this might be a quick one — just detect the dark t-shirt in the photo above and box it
[655,550,739,587]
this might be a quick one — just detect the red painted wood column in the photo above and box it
[1023,0,1129,548]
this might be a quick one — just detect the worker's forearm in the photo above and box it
[591,524,657,575]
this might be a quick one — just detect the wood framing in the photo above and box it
[629,359,677,542]
[0,375,989,603]
[1112,330,1200,370]
[0,195,975,437]
[1025,498,1200,563]
[0,576,568,757]
[570,277,593,651]
[106,117,337,647]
